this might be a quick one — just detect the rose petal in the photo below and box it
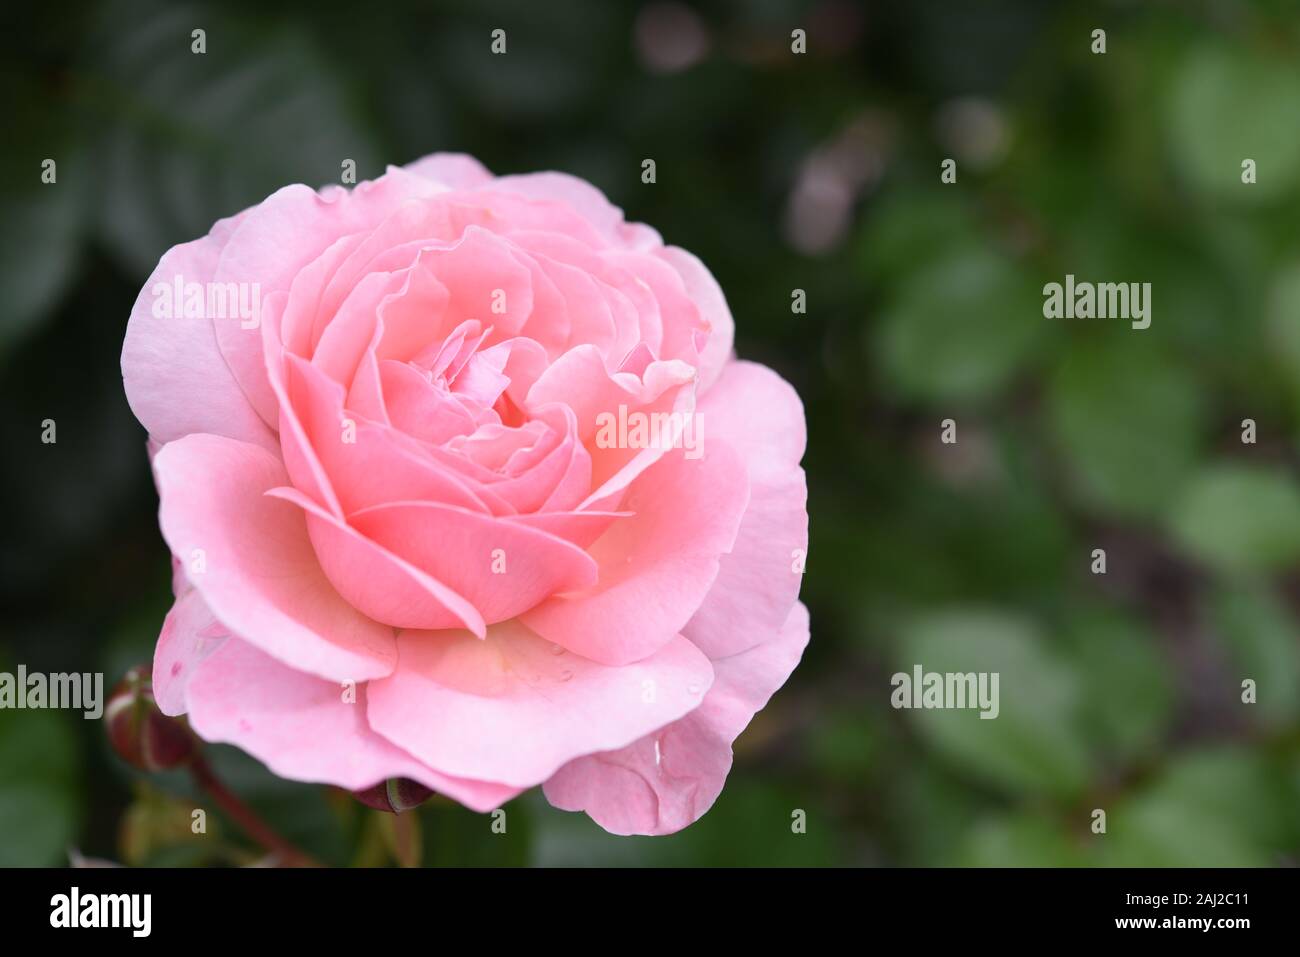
[211,173,446,427]
[186,638,519,812]
[121,214,278,452]
[280,352,491,514]
[267,485,486,637]
[402,152,495,191]
[658,246,735,393]
[521,442,748,666]
[543,602,809,835]
[367,619,715,788]
[151,588,226,717]
[682,361,808,658]
[348,499,598,624]
[153,433,397,682]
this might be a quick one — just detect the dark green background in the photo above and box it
[2,0,1299,866]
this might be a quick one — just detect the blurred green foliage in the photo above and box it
[2,0,1299,866]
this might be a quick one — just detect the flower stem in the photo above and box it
[391,808,421,868]
[189,756,321,867]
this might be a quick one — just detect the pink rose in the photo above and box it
[122,153,808,835]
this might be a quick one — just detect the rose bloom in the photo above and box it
[121,154,808,835]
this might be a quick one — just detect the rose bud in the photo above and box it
[105,665,195,771]
[353,778,434,814]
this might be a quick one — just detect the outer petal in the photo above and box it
[682,360,808,658]
[543,602,810,835]
[402,152,495,191]
[121,215,278,452]
[488,171,661,250]
[151,588,226,717]
[366,619,715,789]
[491,172,624,236]
[185,638,519,812]
[521,442,748,666]
[153,433,397,682]
[693,360,805,474]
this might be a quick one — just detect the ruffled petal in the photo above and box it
[543,602,809,835]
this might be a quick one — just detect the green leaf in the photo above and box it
[1063,605,1173,761]
[1168,464,1300,575]
[1168,42,1300,203]
[956,812,1085,867]
[0,183,87,356]
[857,187,980,283]
[810,706,880,784]
[0,707,82,865]
[1099,749,1288,866]
[86,0,381,275]
[876,248,1044,403]
[896,610,1091,797]
[889,761,982,866]
[0,75,93,356]
[1265,261,1300,390]
[120,781,222,867]
[1046,338,1203,517]
[1210,584,1300,723]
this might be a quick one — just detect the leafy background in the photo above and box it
[2,0,1299,866]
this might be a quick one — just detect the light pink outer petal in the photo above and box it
[121,215,278,452]
[402,152,495,191]
[694,360,805,477]
[521,441,748,667]
[543,602,810,835]
[151,588,225,717]
[153,433,397,683]
[487,171,663,250]
[682,360,808,658]
[185,638,519,812]
[366,619,715,789]
[490,172,626,240]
